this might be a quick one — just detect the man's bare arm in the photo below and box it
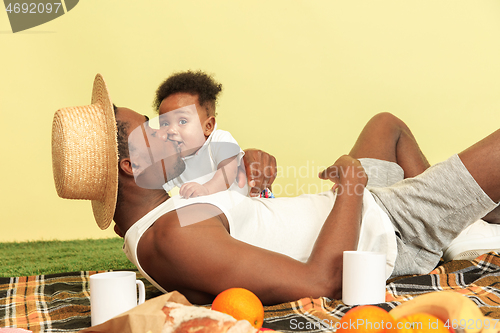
[313,155,368,292]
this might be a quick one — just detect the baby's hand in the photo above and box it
[179,182,210,198]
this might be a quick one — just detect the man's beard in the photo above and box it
[166,155,186,182]
[134,155,185,190]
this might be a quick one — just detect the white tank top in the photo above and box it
[123,189,397,293]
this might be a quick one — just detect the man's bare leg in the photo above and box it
[459,131,500,223]
[349,112,430,178]
[349,113,500,223]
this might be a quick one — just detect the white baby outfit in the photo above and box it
[162,126,246,195]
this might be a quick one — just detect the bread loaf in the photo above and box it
[161,302,258,333]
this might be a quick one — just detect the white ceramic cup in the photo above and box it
[89,271,146,326]
[342,251,386,306]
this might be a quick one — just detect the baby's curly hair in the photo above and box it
[153,70,222,117]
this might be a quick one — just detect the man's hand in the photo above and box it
[179,182,210,198]
[237,149,277,197]
[318,155,368,193]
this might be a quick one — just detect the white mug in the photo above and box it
[342,251,387,306]
[89,271,146,326]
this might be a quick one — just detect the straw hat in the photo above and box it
[52,74,118,230]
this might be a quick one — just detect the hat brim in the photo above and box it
[90,74,118,230]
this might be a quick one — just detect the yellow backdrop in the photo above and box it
[1,1,500,242]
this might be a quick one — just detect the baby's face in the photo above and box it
[157,103,208,157]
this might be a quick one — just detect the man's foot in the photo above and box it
[442,219,500,261]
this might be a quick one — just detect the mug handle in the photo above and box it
[136,280,146,305]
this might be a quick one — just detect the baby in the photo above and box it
[138,70,274,199]
[154,103,245,198]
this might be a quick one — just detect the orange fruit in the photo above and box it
[396,313,451,333]
[337,305,397,333]
[211,288,264,329]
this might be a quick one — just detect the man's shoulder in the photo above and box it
[139,203,229,265]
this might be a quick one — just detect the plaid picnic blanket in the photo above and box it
[265,252,500,332]
[0,271,162,333]
[2,253,500,333]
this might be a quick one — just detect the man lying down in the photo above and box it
[52,73,500,305]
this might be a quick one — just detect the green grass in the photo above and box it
[0,238,136,277]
